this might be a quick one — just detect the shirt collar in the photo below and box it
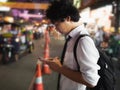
[67,24,85,38]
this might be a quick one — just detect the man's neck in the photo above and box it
[68,21,82,34]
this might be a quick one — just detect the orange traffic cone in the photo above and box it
[45,30,50,44]
[42,44,51,74]
[42,63,51,75]
[33,63,44,90]
[42,30,51,75]
[44,44,49,59]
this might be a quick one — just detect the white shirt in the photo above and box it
[59,25,100,90]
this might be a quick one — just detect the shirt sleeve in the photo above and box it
[77,36,100,86]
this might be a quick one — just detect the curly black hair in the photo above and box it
[46,0,80,23]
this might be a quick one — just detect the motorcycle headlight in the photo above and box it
[15,38,20,42]
[4,38,7,42]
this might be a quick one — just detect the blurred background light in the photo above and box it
[0,0,8,2]
[0,6,10,12]
[4,16,14,23]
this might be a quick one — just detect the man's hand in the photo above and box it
[39,57,62,72]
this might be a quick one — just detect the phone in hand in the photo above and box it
[38,57,46,61]
[38,57,53,61]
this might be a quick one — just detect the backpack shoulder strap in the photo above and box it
[73,34,89,71]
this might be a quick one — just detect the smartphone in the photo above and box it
[38,57,46,61]
[38,57,53,61]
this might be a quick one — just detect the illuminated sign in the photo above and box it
[0,2,50,9]
[73,0,81,9]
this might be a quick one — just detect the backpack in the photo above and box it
[73,34,116,90]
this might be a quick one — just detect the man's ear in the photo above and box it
[65,16,71,21]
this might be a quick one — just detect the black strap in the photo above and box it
[61,36,71,63]
[73,34,89,71]
[74,34,111,69]
[57,36,71,90]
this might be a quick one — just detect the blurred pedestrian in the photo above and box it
[40,0,100,90]
[95,26,104,47]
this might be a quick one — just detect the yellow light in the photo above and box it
[4,16,14,23]
[73,0,81,9]
[0,2,50,10]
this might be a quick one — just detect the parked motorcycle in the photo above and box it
[22,30,34,53]
[0,34,16,64]
[0,31,35,64]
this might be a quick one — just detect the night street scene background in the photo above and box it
[0,0,120,90]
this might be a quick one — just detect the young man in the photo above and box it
[40,0,100,90]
